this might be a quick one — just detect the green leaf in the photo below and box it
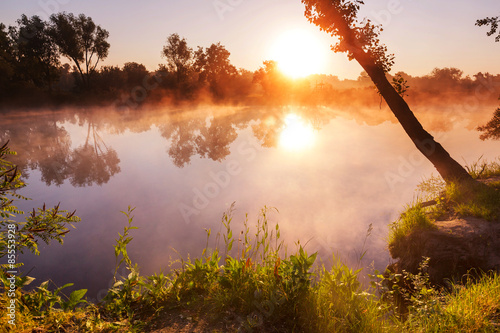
[21,276,36,286]
[69,289,87,305]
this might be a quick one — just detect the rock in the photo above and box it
[388,216,500,285]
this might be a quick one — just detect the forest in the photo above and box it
[1,12,499,112]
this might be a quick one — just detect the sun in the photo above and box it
[279,114,316,151]
[270,29,327,79]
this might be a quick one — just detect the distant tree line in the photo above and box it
[0,12,499,110]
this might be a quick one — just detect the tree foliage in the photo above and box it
[478,107,500,140]
[476,16,500,140]
[122,62,149,89]
[476,16,500,42]
[302,0,394,72]
[253,60,289,101]
[0,23,15,95]
[161,33,193,84]
[49,12,110,89]
[195,42,237,97]
[9,15,60,89]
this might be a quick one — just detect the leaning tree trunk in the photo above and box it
[355,52,473,183]
[309,3,475,184]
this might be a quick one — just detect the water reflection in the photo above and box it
[1,103,495,187]
[158,113,241,167]
[0,106,333,181]
[67,122,120,186]
[1,103,498,300]
[279,114,316,151]
[0,112,120,186]
[1,102,496,188]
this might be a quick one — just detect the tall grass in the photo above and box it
[405,273,500,332]
[3,202,500,332]
[464,156,500,179]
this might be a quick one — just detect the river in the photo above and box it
[2,103,498,301]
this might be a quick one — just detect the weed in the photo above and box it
[310,257,392,332]
[464,156,500,179]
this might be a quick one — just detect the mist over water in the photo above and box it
[2,104,499,300]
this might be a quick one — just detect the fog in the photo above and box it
[2,100,499,300]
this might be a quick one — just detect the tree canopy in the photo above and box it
[162,33,193,84]
[195,42,237,97]
[303,0,394,73]
[10,15,60,89]
[478,107,500,140]
[476,16,500,42]
[49,12,110,89]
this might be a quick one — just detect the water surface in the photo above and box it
[2,104,498,301]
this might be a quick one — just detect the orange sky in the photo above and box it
[1,0,498,79]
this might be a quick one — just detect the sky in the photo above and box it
[0,0,498,79]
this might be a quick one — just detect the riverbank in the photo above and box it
[2,195,500,332]
[1,147,500,332]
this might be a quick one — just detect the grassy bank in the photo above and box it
[2,204,500,332]
[388,157,500,251]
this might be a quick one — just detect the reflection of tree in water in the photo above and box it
[67,123,120,186]
[159,113,243,167]
[250,106,332,148]
[0,115,72,185]
[0,112,120,186]
[37,130,72,186]
[196,117,238,162]
[2,104,421,174]
[160,117,204,167]
[251,115,284,148]
[158,106,336,166]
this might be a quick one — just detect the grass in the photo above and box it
[388,157,500,251]
[0,204,394,332]
[404,273,500,332]
[464,156,500,179]
[2,204,500,332]
[387,203,436,250]
[447,181,500,221]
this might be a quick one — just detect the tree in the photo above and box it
[10,15,60,90]
[253,60,290,103]
[476,16,500,42]
[161,33,193,85]
[0,23,15,96]
[49,12,110,90]
[66,121,121,186]
[476,16,500,140]
[430,67,463,82]
[302,0,472,183]
[195,42,237,97]
[94,65,124,94]
[478,106,500,140]
[122,62,149,89]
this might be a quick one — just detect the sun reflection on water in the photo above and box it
[279,114,316,151]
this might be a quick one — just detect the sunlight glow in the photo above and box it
[270,29,327,79]
[279,114,316,151]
